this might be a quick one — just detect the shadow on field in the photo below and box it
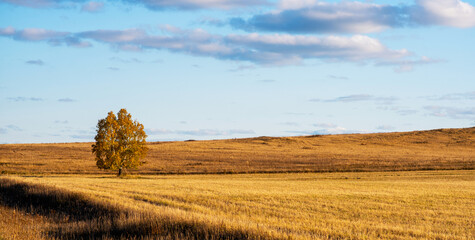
[0,178,270,240]
[0,179,119,221]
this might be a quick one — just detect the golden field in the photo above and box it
[0,127,474,239]
[1,171,474,239]
[1,127,474,175]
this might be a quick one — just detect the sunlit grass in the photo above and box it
[1,127,474,239]
[2,170,474,239]
[1,127,474,175]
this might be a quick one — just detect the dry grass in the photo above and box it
[0,177,270,239]
[0,204,49,240]
[1,171,474,239]
[1,127,474,175]
[1,128,474,239]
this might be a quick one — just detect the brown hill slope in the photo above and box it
[1,127,474,175]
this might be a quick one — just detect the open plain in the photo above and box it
[0,128,474,239]
[1,127,474,175]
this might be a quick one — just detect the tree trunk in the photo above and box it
[118,168,124,176]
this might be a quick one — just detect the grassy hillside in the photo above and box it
[1,127,474,175]
[1,128,474,239]
[1,171,474,239]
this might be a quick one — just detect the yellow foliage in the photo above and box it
[92,109,148,176]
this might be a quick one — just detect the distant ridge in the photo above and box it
[1,127,474,175]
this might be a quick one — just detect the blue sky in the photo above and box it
[0,0,474,143]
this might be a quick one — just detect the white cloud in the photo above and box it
[232,0,475,34]
[1,0,268,9]
[12,28,68,41]
[178,129,255,136]
[313,123,337,128]
[3,0,475,29]
[424,106,475,119]
[1,27,424,69]
[146,128,173,134]
[314,126,354,135]
[76,27,412,65]
[7,96,44,102]
[110,57,142,63]
[0,0,56,8]
[310,94,398,104]
[58,98,76,102]
[0,125,23,134]
[224,33,410,64]
[290,125,365,135]
[414,0,475,28]
[279,0,317,10]
[376,56,442,72]
[281,121,300,126]
[146,128,255,136]
[122,0,268,10]
[425,92,475,101]
[54,120,69,124]
[376,125,396,131]
[231,1,407,34]
[328,75,348,80]
[70,134,94,140]
[327,94,374,102]
[25,59,45,65]
[0,27,92,47]
[397,109,418,116]
[79,29,147,43]
[5,125,22,131]
[81,1,104,12]
[108,67,119,71]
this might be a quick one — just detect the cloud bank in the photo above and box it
[0,27,91,47]
[231,2,408,34]
[121,0,268,10]
[0,0,268,10]
[412,0,475,28]
[424,106,475,119]
[1,26,425,69]
[231,0,475,34]
[3,0,474,25]
[3,0,474,30]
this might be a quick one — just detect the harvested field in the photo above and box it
[1,171,474,239]
[1,127,474,175]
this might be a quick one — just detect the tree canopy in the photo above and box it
[92,109,148,176]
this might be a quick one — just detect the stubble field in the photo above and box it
[1,171,474,239]
[0,127,474,239]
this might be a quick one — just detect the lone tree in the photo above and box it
[92,109,148,176]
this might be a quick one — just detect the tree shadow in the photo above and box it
[0,179,121,222]
[0,178,270,240]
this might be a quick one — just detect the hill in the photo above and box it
[1,127,474,175]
